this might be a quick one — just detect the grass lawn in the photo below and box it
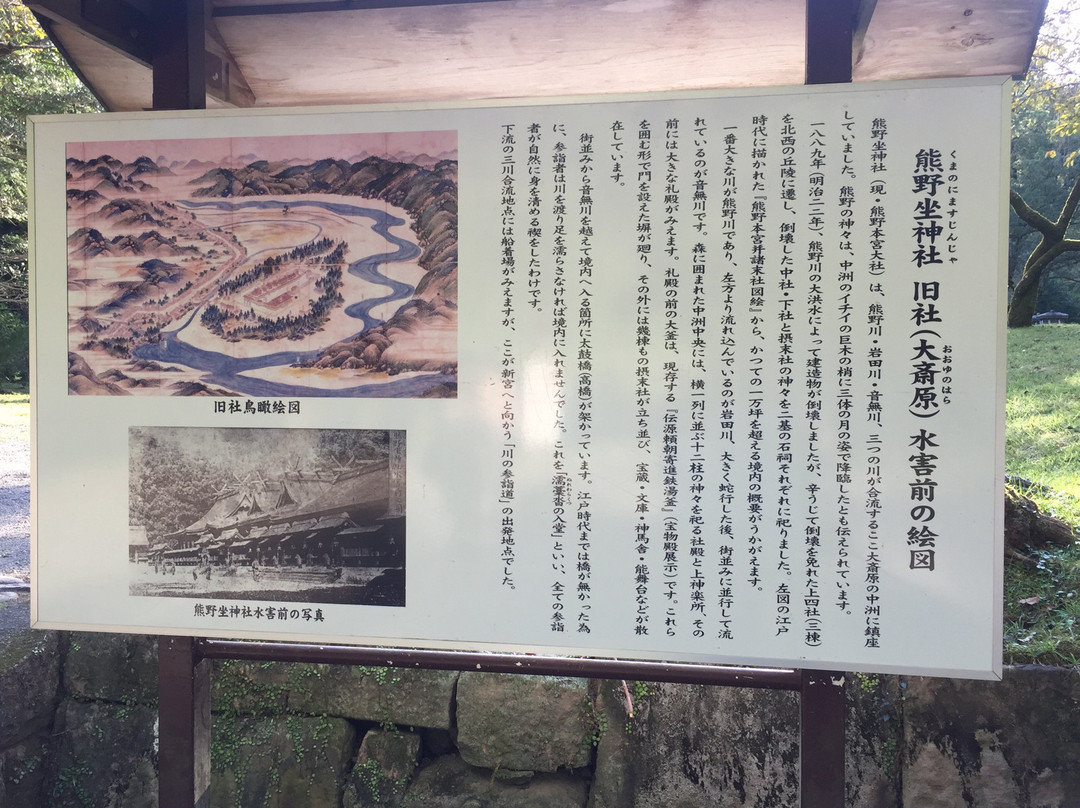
[1003,325,1080,665]
[1006,324,1080,525]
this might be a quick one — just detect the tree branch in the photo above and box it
[0,39,53,59]
[1026,241,1068,280]
[1011,189,1058,235]
[1054,171,1080,233]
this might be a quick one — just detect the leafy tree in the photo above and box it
[0,306,27,379]
[1008,0,1080,326]
[129,430,230,542]
[0,1,99,379]
[317,429,389,467]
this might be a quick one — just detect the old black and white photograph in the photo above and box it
[128,426,406,606]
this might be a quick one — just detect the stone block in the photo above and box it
[211,714,355,808]
[0,629,59,748]
[211,659,292,715]
[44,699,158,808]
[902,665,1080,807]
[404,754,588,808]
[0,731,50,807]
[845,673,904,808]
[287,664,457,729]
[587,680,637,808]
[342,728,421,807]
[63,632,157,705]
[456,672,592,773]
[587,679,799,808]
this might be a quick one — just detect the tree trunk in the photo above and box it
[1005,486,1076,552]
[1007,266,1042,327]
[1007,177,1080,327]
[1006,240,1057,328]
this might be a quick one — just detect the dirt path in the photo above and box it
[0,417,30,637]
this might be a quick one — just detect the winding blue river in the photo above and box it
[131,199,449,398]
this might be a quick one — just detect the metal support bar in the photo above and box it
[158,637,211,808]
[153,0,206,110]
[196,638,802,688]
[806,0,856,84]
[800,670,847,807]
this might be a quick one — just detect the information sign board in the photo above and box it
[31,77,1008,678]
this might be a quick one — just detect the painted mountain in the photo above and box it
[65,132,458,398]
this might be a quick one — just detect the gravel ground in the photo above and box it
[0,417,31,638]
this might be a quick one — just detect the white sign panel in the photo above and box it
[30,78,1008,678]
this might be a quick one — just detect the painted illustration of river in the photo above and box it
[65,131,459,398]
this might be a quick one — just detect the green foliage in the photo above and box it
[854,672,880,693]
[0,2,100,384]
[211,661,361,808]
[0,305,27,382]
[1008,2,1080,324]
[48,761,93,807]
[353,757,388,800]
[355,665,398,687]
[211,660,291,808]
[0,1,100,221]
[1016,1,1080,148]
[352,755,411,804]
[582,695,608,748]
[1004,543,1080,665]
[8,752,41,785]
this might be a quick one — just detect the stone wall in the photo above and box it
[2,628,1079,807]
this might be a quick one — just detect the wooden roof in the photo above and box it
[28,0,1046,113]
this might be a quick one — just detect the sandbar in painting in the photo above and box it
[66,131,457,398]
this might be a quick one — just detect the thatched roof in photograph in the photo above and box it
[167,460,392,539]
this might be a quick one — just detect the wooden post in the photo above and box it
[153,3,208,804]
[153,0,207,110]
[800,670,847,807]
[806,0,856,84]
[801,3,853,802]
[158,637,211,808]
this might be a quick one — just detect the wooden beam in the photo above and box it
[205,12,256,107]
[27,0,155,65]
[27,15,111,110]
[806,0,856,84]
[852,0,879,69]
[31,0,248,109]
[153,0,206,110]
